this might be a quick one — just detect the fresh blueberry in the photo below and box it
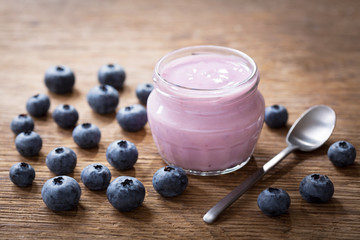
[10,114,34,135]
[299,174,334,203]
[152,166,188,197]
[81,163,111,191]
[257,187,291,216]
[136,83,154,105]
[98,63,126,90]
[72,123,101,149]
[44,65,75,94]
[41,176,81,211]
[15,130,42,157]
[9,162,35,187]
[328,141,356,167]
[106,176,145,212]
[46,147,77,175]
[87,85,119,114]
[116,104,147,132]
[106,140,138,171]
[26,93,50,117]
[52,104,79,129]
[264,105,288,128]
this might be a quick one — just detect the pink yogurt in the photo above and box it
[147,46,265,176]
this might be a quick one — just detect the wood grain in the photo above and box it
[0,0,359,239]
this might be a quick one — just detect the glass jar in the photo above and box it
[147,45,265,176]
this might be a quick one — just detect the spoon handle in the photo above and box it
[203,145,298,224]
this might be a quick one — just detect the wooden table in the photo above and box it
[0,0,359,239]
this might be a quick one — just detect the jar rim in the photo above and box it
[154,45,258,92]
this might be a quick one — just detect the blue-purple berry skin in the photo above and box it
[15,131,42,157]
[264,105,288,128]
[44,65,75,94]
[106,176,145,212]
[87,85,119,114]
[116,104,147,132]
[136,83,154,105]
[41,176,81,211]
[106,140,138,171]
[72,123,101,149]
[46,147,77,175]
[152,166,188,197]
[26,93,50,117]
[98,63,126,90]
[52,104,79,129]
[10,114,34,135]
[9,162,35,187]
[299,174,334,203]
[81,163,112,191]
[328,141,356,167]
[257,188,291,216]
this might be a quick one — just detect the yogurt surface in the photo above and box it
[161,54,252,89]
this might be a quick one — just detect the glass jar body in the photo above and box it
[147,46,265,176]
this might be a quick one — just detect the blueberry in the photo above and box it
[26,93,50,117]
[87,85,119,114]
[106,176,145,212]
[9,162,35,187]
[257,187,291,216]
[299,174,334,203]
[116,104,147,132]
[152,166,188,197]
[98,63,126,90]
[328,141,356,167]
[46,147,77,175]
[52,104,79,129]
[15,131,42,157]
[72,123,101,149]
[10,114,34,135]
[264,105,288,128]
[44,65,75,94]
[136,83,154,105]
[81,163,111,191]
[106,140,138,171]
[41,176,81,211]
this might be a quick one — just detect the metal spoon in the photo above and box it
[203,105,336,224]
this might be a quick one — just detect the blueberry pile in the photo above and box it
[258,105,357,217]
[9,66,356,218]
[9,63,189,212]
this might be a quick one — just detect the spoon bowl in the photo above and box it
[286,105,336,151]
[203,105,336,224]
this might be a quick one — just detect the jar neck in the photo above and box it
[152,45,260,106]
